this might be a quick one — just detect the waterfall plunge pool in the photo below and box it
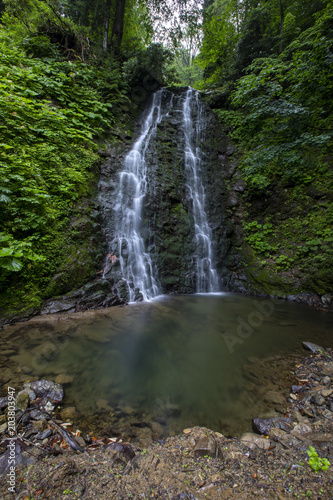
[2,293,332,442]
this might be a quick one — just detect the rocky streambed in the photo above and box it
[1,343,333,499]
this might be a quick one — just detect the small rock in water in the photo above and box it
[55,373,74,385]
[60,407,77,421]
[96,399,112,411]
[264,391,286,406]
[302,342,324,353]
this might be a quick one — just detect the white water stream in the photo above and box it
[182,88,219,292]
[105,87,219,300]
[108,90,172,301]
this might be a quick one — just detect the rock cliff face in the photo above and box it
[98,87,332,311]
[99,87,236,296]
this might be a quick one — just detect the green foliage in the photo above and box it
[243,221,280,257]
[0,25,127,311]
[307,446,330,472]
[122,43,176,88]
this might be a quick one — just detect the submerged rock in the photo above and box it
[55,374,74,385]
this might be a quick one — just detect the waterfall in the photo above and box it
[105,89,172,301]
[102,87,219,301]
[182,88,220,293]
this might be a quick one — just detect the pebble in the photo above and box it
[321,389,333,398]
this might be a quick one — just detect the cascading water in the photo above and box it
[182,88,220,293]
[105,89,172,301]
[102,87,219,300]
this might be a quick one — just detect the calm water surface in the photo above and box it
[3,293,333,436]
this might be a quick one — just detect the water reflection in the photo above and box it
[1,294,332,437]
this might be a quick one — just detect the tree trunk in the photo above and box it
[279,0,284,53]
[111,0,126,54]
[103,0,112,53]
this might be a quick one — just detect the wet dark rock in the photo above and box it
[302,341,324,353]
[40,298,77,315]
[40,277,128,316]
[253,417,293,436]
[23,380,64,406]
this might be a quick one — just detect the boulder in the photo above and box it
[253,417,293,435]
